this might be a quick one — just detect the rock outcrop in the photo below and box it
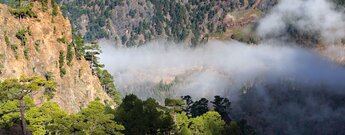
[0,1,113,113]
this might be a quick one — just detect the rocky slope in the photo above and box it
[0,1,112,113]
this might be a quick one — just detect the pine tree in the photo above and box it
[0,75,56,135]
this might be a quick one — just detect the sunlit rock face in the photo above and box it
[0,2,112,113]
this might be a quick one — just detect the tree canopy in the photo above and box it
[0,76,254,135]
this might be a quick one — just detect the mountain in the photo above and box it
[58,0,277,46]
[0,1,113,113]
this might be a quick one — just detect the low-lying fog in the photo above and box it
[98,0,345,134]
[100,40,345,99]
[99,40,345,134]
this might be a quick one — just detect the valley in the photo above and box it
[0,0,345,135]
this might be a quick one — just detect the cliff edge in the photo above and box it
[0,1,113,113]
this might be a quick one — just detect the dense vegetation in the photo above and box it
[0,76,56,135]
[0,76,253,135]
[9,1,37,19]
[58,0,240,46]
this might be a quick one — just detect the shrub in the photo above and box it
[24,48,29,60]
[5,34,10,47]
[57,36,68,44]
[35,40,42,51]
[10,3,37,18]
[73,34,86,60]
[60,68,66,77]
[66,43,74,66]
[10,44,18,59]
[0,64,4,74]
[59,51,66,77]
[16,29,28,46]
[44,71,55,81]
[96,68,121,103]
[38,0,49,11]
[51,0,58,16]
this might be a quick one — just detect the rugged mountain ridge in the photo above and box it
[0,1,112,113]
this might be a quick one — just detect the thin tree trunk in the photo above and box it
[19,98,27,135]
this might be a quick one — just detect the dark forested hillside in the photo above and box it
[58,0,277,46]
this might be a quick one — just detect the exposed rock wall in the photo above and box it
[0,1,112,113]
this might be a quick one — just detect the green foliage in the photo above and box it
[60,0,126,40]
[0,88,255,135]
[16,29,28,46]
[59,51,66,77]
[51,0,58,16]
[181,95,231,119]
[176,112,190,133]
[10,2,37,18]
[176,111,225,135]
[177,95,256,135]
[181,95,194,116]
[165,98,185,113]
[71,34,121,102]
[84,42,104,69]
[10,44,18,59]
[96,68,121,103]
[56,36,68,44]
[190,98,209,117]
[44,72,54,81]
[0,100,21,128]
[70,100,124,135]
[23,48,29,60]
[0,54,3,74]
[231,29,260,44]
[212,96,231,122]
[0,75,57,101]
[0,97,34,128]
[78,40,121,102]
[27,100,125,135]
[4,33,10,47]
[115,94,174,135]
[59,0,232,45]
[0,64,3,74]
[38,0,49,11]
[66,43,74,66]
[59,51,64,68]
[26,102,69,135]
[72,33,85,60]
[0,75,57,134]
[180,126,193,135]
[34,40,41,51]
[43,84,57,100]
[0,78,124,134]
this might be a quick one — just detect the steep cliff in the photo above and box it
[0,1,113,113]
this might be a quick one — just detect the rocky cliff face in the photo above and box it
[0,1,112,113]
